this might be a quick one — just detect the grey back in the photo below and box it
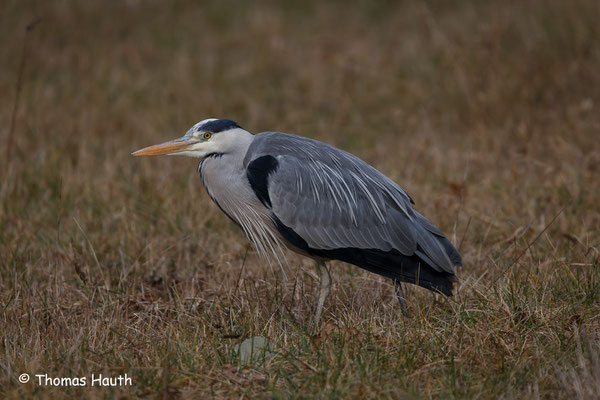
[244,132,456,274]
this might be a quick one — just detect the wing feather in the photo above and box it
[244,132,458,274]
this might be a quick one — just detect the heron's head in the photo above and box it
[132,118,248,159]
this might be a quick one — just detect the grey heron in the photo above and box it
[133,118,462,323]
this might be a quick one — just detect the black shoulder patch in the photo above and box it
[246,155,278,208]
[200,119,242,133]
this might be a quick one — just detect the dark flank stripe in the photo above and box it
[272,215,455,296]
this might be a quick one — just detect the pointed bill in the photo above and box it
[131,138,194,157]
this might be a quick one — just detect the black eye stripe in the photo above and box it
[198,119,241,133]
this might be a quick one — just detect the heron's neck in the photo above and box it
[198,132,258,207]
[212,129,254,167]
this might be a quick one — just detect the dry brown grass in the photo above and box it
[1,0,599,398]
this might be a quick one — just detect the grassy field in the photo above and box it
[1,0,599,398]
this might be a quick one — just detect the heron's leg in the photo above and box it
[313,261,331,326]
[394,280,409,316]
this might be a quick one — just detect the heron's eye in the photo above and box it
[203,132,212,140]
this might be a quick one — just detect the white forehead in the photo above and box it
[185,119,218,136]
[194,119,218,130]
[197,118,218,126]
[185,118,244,136]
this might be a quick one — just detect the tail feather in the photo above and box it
[413,211,462,270]
[361,248,456,295]
[440,236,463,267]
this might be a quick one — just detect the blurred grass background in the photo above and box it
[1,0,599,398]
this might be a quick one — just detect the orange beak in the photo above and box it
[132,137,195,157]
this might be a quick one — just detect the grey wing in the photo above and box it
[245,132,456,274]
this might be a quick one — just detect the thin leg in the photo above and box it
[394,280,409,316]
[313,261,331,326]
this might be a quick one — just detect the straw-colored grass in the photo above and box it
[1,0,599,398]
